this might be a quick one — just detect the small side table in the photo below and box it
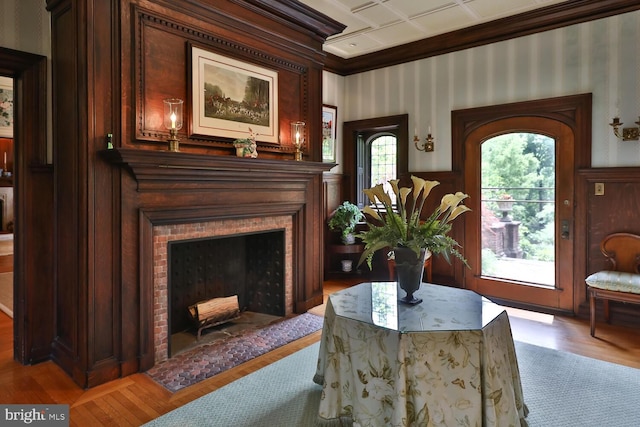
[326,243,364,276]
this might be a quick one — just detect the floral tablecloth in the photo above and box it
[313,282,528,427]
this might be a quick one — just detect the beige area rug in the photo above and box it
[0,271,12,318]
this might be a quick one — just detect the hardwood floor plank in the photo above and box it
[118,386,166,421]
[101,394,145,426]
[0,254,13,273]
[76,401,120,427]
[506,306,640,368]
[71,377,137,407]
[70,402,106,427]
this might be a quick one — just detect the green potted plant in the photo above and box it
[357,176,470,303]
[328,201,364,245]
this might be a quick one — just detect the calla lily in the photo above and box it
[440,192,468,212]
[447,205,471,222]
[363,188,377,205]
[398,187,411,220]
[362,205,382,221]
[415,179,440,215]
[422,179,440,199]
[410,175,426,198]
[399,187,411,204]
[369,184,390,206]
[357,175,470,269]
[389,179,400,197]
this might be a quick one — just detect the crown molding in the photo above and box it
[324,0,640,75]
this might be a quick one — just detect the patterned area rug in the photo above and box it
[146,312,324,392]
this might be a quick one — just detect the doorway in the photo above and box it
[1,46,53,364]
[465,117,574,310]
[452,94,592,313]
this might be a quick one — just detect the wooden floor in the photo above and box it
[0,277,638,426]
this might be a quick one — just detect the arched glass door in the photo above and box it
[463,116,574,311]
[480,133,555,287]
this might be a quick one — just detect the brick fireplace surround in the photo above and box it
[152,216,293,363]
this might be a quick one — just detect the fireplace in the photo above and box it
[168,229,285,352]
[100,149,331,377]
[153,216,293,363]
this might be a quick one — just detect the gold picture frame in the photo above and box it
[189,45,279,143]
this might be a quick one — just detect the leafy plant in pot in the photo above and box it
[328,201,364,245]
[357,176,470,304]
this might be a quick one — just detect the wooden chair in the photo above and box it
[585,233,640,337]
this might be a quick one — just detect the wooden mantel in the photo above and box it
[100,148,335,185]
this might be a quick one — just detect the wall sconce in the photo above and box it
[291,121,305,161]
[414,128,435,152]
[163,98,184,151]
[610,116,640,141]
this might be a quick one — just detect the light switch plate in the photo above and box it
[595,183,605,196]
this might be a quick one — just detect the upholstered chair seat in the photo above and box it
[585,233,640,337]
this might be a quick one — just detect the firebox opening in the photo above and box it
[168,229,285,356]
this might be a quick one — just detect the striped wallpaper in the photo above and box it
[0,0,50,57]
[324,10,640,173]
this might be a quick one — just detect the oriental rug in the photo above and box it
[146,312,323,392]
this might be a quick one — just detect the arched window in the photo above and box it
[369,133,397,196]
[343,114,409,208]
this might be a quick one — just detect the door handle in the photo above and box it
[561,220,570,239]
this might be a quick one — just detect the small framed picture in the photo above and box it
[0,77,13,138]
[322,104,337,163]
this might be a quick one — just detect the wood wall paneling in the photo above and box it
[577,167,640,325]
[46,0,343,388]
[130,2,334,161]
[48,0,83,384]
[323,172,342,278]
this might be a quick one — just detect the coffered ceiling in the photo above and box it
[298,0,569,58]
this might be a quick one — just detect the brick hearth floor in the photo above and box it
[146,312,324,392]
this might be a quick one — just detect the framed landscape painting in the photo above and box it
[0,77,13,138]
[322,104,337,163]
[190,45,279,143]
